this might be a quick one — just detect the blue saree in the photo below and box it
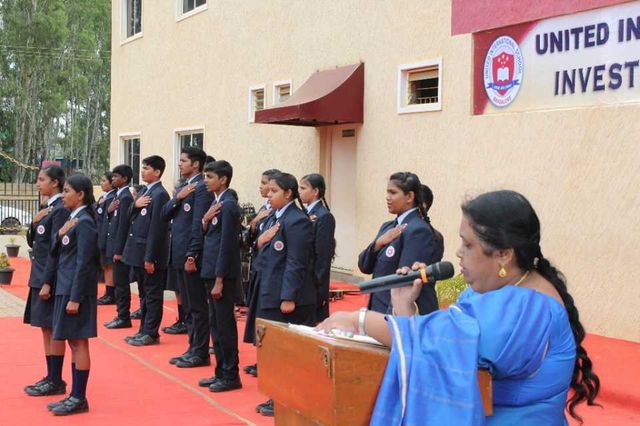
[370,286,575,426]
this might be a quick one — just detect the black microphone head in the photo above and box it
[430,261,455,281]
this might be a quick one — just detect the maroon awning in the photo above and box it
[254,63,364,126]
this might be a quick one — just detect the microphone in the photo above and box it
[358,261,455,294]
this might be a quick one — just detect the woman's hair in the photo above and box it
[461,190,600,422]
[41,165,65,192]
[270,172,306,214]
[262,168,281,179]
[67,174,97,219]
[389,172,429,223]
[301,173,329,210]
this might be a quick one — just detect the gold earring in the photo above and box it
[498,266,507,278]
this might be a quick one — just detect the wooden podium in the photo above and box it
[256,319,492,425]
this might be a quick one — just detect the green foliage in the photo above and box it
[436,274,469,307]
[0,252,11,269]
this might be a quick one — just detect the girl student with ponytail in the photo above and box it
[47,174,101,416]
[299,173,336,322]
[24,165,70,397]
[319,190,600,425]
[358,172,441,315]
[253,172,316,417]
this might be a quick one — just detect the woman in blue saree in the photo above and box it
[318,190,600,425]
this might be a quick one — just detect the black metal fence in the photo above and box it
[0,182,40,234]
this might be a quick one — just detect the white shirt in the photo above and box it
[186,174,200,185]
[69,205,87,219]
[397,207,418,225]
[306,200,321,213]
[275,201,294,219]
[116,186,130,197]
[144,180,161,191]
[47,193,63,207]
[215,188,229,204]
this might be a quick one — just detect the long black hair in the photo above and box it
[301,173,330,210]
[270,172,307,216]
[67,174,97,220]
[41,165,65,193]
[389,172,428,222]
[461,190,600,423]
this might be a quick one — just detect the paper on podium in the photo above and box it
[287,324,385,346]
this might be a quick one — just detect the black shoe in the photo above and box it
[198,376,220,387]
[169,351,190,365]
[255,399,270,413]
[209,378,242,393]
[25,379,66,397]
[51,396,89,416]
[243,364,257,374]
[96,294,115,305]
[47,396,70,412]
[24,376,48,392]
[104,318,132,329]
[259,399,274,416]
[128,334,159,346]
[248,365,258,377]
[175,355,210,368]
[162,321,188,335]
[130,309,142,320]
[124,332,143,343]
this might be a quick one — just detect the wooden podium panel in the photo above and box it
[256,319,492,425]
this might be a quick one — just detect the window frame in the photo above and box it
[272,80,292,105]
[120,0,143,45]
[176,0,208,22]
[248,84,266,123]
[173,127,206,182]
[120,133,142,186]
[397,58,443,114]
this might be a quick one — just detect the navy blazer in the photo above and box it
[95,190,116,253]
[106,187,134,258]
[27,197,69,288]
[54,208,99,300]
[200,189,241,280]
[161,174,214,268]
[258,204,315,309]
[308,202,336,296]
[358,209,440,315]
[122,182,171,269]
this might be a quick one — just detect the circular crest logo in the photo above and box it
[37,225,46,235]
[212,217,218,226]
[274,240,284,252]
[140,208,147,216]
[483,36,523,108]
[97,207,103,215]
[385,246,395,258]
[62,235,70,246]
[183,203,191,212]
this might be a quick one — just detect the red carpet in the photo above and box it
[1,257,638,424]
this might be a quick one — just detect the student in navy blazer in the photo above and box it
[48,174,100,416]
[197,160,243,392]
[23,165,70,397]
[122,156,170,346]
[161,147,215,368]
[96,171,116,305]
[358,172,440,315]
[299,173,336,323]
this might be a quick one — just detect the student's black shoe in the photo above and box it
[24,379,66,397]
[169,351,190,365]
[124,332,143,343]
[198,376,220,387]
[259,399,274,417]
[128,334,160,346]
[47,396,70,411]
[51,396,89,416]
[209,378,242,393]
[243,364,257,374]
[130,309,142,320]
[175,355,211,368]
[162,320,187,335]
[24,376,48,392]
[255,400,270,413]
[96,294,115,305]
[248,365,258,377]
[104,318,132,329]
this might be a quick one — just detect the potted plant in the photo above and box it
[0,253,14,285]
[5,236,20,258]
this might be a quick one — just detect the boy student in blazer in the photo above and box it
[161,147,215,368]
[197,160,243,392]
[104,164,136,329]
[299,173,336,323]
[23,165,70,397]
[47,174,100,416]
[96,171,117,305]
[254,172,315,417]
[358,172,440,315]
[122,156,170,346]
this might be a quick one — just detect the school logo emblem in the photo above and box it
[183,203,191,212]
[36,225,46,235]
[62,235,70,246]
[274,240,284,252]
[97,207,103,215]
[212,217,218,226]
[140,208,147,216]
[385,246,395,258]
[484,36,523,108]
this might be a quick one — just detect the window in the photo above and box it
[397,59,442,114]
[121,0,142,42]
[177,0,207,20]
[174,128,205,181]
[122,136,141,185]
[179,132,204,149]
[273,80,292,105]
[248,85,266,122]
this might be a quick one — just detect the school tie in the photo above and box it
[138,185,148,196]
